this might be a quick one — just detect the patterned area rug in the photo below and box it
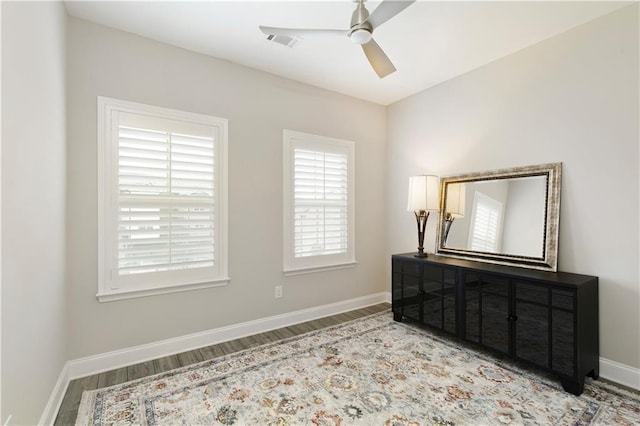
[76,311,640,425]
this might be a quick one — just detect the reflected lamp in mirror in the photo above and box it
[443,182,466,244]
[407,175,439,258]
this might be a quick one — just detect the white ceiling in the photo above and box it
[64,1,629,105]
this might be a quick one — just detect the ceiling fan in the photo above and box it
[259,0,415,79]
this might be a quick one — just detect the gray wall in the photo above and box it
[1,2,68,424]
[387,5,639,369]
[66,17,387,359]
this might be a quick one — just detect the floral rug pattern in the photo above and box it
[76,311,640,425]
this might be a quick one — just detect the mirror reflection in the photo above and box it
[436,163,561,271]
[443,176,546,258]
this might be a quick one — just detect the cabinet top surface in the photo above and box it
[392,253,597,286]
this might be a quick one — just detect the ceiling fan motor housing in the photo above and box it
[349,1,373,44]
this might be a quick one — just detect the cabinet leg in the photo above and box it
[588,367,599,380]
[561,378,585,396]
[393,312,403,322]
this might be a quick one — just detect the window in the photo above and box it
[283,130,356,274]
[98,97,228,301]
[468,191,503,253]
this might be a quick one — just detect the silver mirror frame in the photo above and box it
[436,162,562,271]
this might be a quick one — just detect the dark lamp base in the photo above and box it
[413,210,431,260]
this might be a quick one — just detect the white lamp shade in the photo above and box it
[407,175,440,211]
[446,182,466,218]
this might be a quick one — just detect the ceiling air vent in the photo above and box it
[266,34,298,48]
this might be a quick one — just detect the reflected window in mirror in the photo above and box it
[468,192,503,253]
[437,163,561,271]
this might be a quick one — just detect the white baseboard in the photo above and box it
[38,363,70,426]
[600,357,640,391]
[67,291,390,380]
[40,292,389,424]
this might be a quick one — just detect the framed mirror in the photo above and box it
[436,163,561,271]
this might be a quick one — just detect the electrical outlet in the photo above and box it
[274,285,283,299]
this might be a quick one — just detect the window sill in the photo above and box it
[283,261,357,277]
[97,277,230,303]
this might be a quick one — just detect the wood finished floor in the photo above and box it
[54,303,391,425]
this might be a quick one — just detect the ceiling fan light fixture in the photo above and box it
[349,28,372,45]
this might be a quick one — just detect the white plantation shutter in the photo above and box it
[117,125,215,275]
[98,97,228,301]
[283,130,355,273]
[293,149,348,257]
[469,192,502,252]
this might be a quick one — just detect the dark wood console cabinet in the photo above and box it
[392,253,599,395]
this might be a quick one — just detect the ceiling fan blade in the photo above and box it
[362,38,396,78]
[366,0,415,30]
[259,26,348,39]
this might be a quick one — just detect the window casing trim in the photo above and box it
[282,129,356,274]
[283,261,358,277]
[97,278,230,303]
[97,97,229,301]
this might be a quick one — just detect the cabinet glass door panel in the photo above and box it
[515,302,549,367]
[403,260,421,277]
[422,265,443,328]
[552,309,575,376]
[464,273,481,343]
[403,274,420,320]
[515,282,549,368]
[552,289,574,311]
[422,294,442,328]
[443,269,457,334]
[481,276,510,355]
[423,265,441,284]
